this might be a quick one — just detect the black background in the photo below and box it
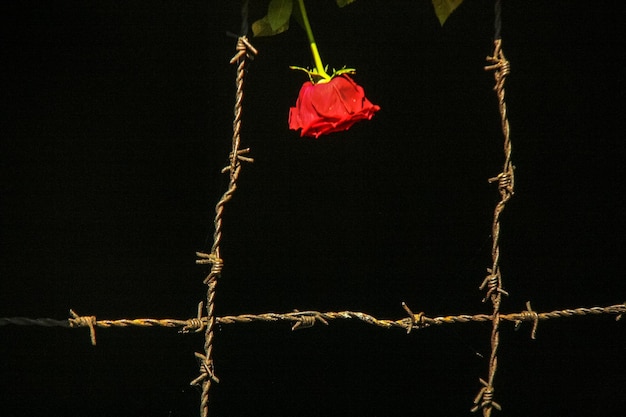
[1,1,625,416]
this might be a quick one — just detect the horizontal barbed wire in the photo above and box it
[1,302,623,345]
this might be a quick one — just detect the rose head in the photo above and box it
[288,75,380,138]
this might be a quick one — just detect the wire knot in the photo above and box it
[229,36,258,64]
[515,301,539,339]
[291,311,329,331]
[181,301,206,334]
[221,148,255,173]
[69,309,97,346]
[190,352,220,386]
[485,39,510,92]
[472,378,502,415]
[196,252,223,268]
[401,302,427,334]
[184,318,204,332]
[196,252,224,282]
[488,168,514,199]
[480,268,509,302]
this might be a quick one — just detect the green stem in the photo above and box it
[296,0,331,81]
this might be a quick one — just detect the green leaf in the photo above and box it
[432,0,464,26]
[336,0,356,7]
[267,0,293,31]
[252,15,290,37]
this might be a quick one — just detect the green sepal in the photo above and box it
[290,65,356,84]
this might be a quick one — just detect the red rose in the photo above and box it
[288,74,380,138]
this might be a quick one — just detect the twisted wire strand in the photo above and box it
[2,302,623,334]
[194,35,257,417]
[476,37,513,417]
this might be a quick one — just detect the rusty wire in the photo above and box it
[2,302,623,340]
[191,34,257,417]
[1,7,623,417]
[474,38,514,417]
[471,39,512,417]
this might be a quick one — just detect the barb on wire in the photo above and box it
[191,351,220,386]
[476,12,515,412]
[182,301,206,334]
[514,301,539,339]
[402,302,427,334]
[194,27,258,417]
[2,302,624,335]
[229,36,258,65]
[291,310,329,331]
[69,309,97,346]
[472,378,502,415]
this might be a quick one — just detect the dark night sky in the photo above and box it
[1,1,625,417]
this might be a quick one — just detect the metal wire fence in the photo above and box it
[2,5,625,416]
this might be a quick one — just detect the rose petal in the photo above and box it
[289,75,380,138]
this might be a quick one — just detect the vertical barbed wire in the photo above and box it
[473,1,513,415]
[193,7,257,414]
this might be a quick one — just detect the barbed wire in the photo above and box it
[476,34,514,417]
[2,3,624,416]
[191,33,257,417]
[1,302,623,344]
